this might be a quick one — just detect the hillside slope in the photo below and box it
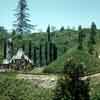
[44,47,100,75]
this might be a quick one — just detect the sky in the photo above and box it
[0,0,100,32]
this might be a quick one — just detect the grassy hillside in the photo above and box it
[44,47,100,75]
[43,29,100,74]
[0,28,100,67]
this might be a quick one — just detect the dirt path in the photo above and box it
[16,73,100,88]
[82,73,100,80]
[16,74,57,88]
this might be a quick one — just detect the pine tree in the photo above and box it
[14,0,33,35]
[53,58,90,100]
[4,39,7,59]
[78,25,84,50]
[28,40,32,59]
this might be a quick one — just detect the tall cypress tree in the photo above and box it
[11,40,14,58]
[39,44,42,66]
[14,0,33,35]
[47,25,53,63]
[28,40,32,59]
[45,42,48,65]
[53,44,58,61]
[4,39,7,59]
[90,22,97,44]
[49,42,53,63]
[22,41,25,52]
[78,25,84,50]
[88,22,97,54]
[60,26,64,32]
[33,47,37,66]
[12,29,16,38]
[47,25,51,42]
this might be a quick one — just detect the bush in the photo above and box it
[0,77,53,100]
[53,58,90,100]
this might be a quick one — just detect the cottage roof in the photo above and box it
[10,48,32,64]
[3,59,10,64]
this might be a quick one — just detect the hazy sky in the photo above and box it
[0,0,100,32]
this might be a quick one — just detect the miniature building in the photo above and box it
[2,48,33,70]
[10,48,33,70]
[2,38,33,70]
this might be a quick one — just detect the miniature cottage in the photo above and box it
[10,48,33,70]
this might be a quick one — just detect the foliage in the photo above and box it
[28,40,32,59]
[53,58,90,100]
[14,0,33,35]
[44,48,100,74]
[39,44,43,66]
[33,47,37,65]
[4,38,7,59]
[47,25,51,42]
[0,76,53,100]
[53,43,58,61]
[60,26,65,32]
[78,25,84,50]
[88,22,97,54]
[45,42,48,65]
[49,42,53,63]
[22,40,25,51]
[0,26,8,33]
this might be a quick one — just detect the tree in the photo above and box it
[88,22,97,54]
[14,0,33,35]
[22,41,25,51]
[0,26,8,33]
[49,42,53,63]
[28,40,32,59]
[53,43,58,61]
[45,42,48,65]
[78,25,84,50]
[88,41,94,55]
[53,58,90,100]
[33,47,37,66]
[11,30,16,39]
[39,44,42,66]
[47,25,51,42]
[11,40,14,58]
[90,22,97,44]
[4,39,7,59]
[51,26,56,32]
[51,26,56,43]
[60,26,64,32]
